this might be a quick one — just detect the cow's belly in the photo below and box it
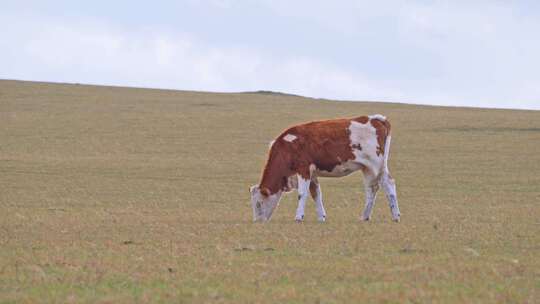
[315,161,363,177]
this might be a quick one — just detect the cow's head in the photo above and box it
[250,185,281,222]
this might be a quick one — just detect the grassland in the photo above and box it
[1,79,539,303]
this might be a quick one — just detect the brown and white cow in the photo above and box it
[250,114,400,222]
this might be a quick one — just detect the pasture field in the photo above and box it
[1,79,539,303]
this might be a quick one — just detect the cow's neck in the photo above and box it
[259,150,292,195]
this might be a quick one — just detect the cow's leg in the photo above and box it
[380,171,401,222]
[309,178,326,222]
[295,175,311,222]
[361,171,380,221]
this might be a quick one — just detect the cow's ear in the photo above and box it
[260,187,271,197]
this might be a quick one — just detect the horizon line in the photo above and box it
[1,77,538,112]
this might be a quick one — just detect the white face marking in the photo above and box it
[369,114,386,121]
[250,186,283,222]
[283,134,297,142]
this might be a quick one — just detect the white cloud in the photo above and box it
[257,1,540,109]
[1,15,399,102]
[397,2,540,107]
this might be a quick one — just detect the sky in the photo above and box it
[1,1,539,110]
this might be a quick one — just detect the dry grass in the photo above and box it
[1,79,539,303]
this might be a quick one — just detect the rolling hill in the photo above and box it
[1,79,539,303]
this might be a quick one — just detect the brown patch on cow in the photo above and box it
[370,117,391,156]
[259,119,356,195]
[353,116,369,124]
[258,116,391,196]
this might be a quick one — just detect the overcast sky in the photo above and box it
[1,1,539,110]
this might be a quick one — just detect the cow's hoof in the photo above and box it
[392,217,400,223]
[318,215,326,222]
[295,215,304,223]
[362,216,371,221]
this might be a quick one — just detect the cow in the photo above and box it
[250,114,400,223]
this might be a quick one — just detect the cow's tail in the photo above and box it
[383,133,391,175]
[381,118,392,175]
